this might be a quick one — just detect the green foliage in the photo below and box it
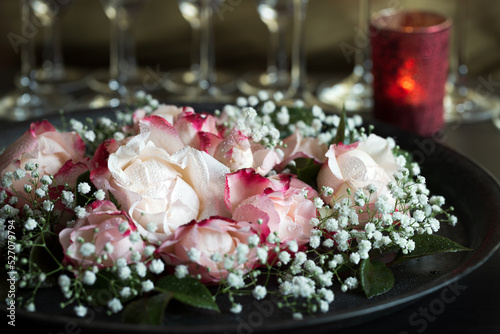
[359,258,395,298]
[122,292,173,325]
[390,234,472,266]
[156,275,220,313]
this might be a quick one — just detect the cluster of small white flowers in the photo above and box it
[219,92,365,151]
[1,96,462,322]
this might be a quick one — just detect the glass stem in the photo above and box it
[42,15,64,80]
[199,0,215,91]
[267,20,288,85]
[454,0,468,91]
[190,23,201,74]
[19,0,37,93]
[355,0,370,77]
[287,0,308,99]
[109,6,132,95]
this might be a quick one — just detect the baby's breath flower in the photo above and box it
[13,168,26,180]
[120,287,132,299]
[143,245,155,257]
[42,200,54,212]
[175,264,189,279]
[74,305,88,318]
[24,162,36,171]
[82,270,97,285]
[230,303,243,314]
[248,95,259,106]
[236,96,248,107]
[78,182,91,195]
[79,243,96,257]
[94,189,106,201]
[129,231,141,243]
[187,247,201,262]
[149,259,165,274]
[107,298,123,313]
[61,190,75,207]
[287,240,299,253]
[248,234,260,248]
[257,247,268,264]
[40,175,52,185]
[252,285,267,300]
[58,274,71,288]
[70,119,84,132]
[24,218,37,231]
[35,188,46,198]
[118,266,132,280]
[141,280,155,292]
[104,242,114,254]
[278,251,291,265]
[227,272,245,288]
[118,222,129,233]
[84,131,96,142]
[75,206,86,219]
[135,262,147,277]
[261,101,276,114]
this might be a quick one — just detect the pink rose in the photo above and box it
[91,116,231,243]
[0,120,85,183]
[250,143,284,176]
[174,110,222,154]
[128,105,191,134]
[317,134,400,208]
[226,169,318,247]
[151,105,189,125]
[277,130,328,171]
[59,200,145,269]
[213,128,254,172]
[157,217,258,284]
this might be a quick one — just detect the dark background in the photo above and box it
[1,0,500,85]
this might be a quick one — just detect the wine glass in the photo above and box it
[28,0,86,94]
[444,0,500,123]
[316,0,373,113]
[162,0,236,101]
[82,0,147,109]
[237,0,293,96]
[0,0,68,121]
[281,0,310,105]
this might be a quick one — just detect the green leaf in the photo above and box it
[390,234,472,266]
[122,292,173,325]
[156,275,220,313]
[332,106,347,145]
[360,258,395,298]
[293,158,322,189]
[29,232,64,288]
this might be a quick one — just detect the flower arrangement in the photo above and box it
[0,92,469,324]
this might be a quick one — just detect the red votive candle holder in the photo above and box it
[370,10,452,137]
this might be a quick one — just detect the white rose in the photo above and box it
[317,134,400,208]
[92,116,231,243]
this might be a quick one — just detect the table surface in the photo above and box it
[1,86,499,334]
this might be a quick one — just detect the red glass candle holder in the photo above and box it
[370,10,452,137]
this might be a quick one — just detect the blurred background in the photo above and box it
[0,0,500,113]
